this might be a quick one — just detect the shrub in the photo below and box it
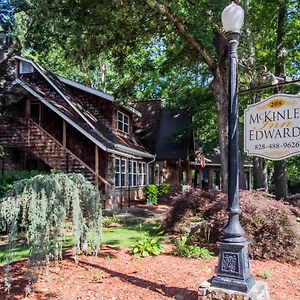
[174,234,214,259]
[144,184,159,205]
[131,234,163,257]
[0,172,102,292]
[165,189,300,261]
[159,183,169,196]
[102,214,121,227]
[0,170,40,197]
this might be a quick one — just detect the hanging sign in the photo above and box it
[244,94,300,160]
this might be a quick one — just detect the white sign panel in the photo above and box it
[244,94,300,160]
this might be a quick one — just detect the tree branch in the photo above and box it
[145,0,215,70]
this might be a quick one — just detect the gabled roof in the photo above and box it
[58,75,142,117]
[132,100,192,161]
[14,56,154,159]
[132,100,161,153]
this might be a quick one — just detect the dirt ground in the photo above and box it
[0,245,299,300]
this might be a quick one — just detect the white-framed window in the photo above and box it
[129,160,137,187]
[117,111,129,134]
[20,61,34,74]
[121,158,126,186]
[114,157,127,187]
[114,158,120,187]
[138,162,147,186]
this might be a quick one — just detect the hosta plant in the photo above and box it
[131,234,163,257]
[174,234,214,260]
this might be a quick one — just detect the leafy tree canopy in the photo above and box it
[8,0,300,191]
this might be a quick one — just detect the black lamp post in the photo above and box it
[211,2,255,293]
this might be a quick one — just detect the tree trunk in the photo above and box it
[253,157,268,190]
[274,160,288,199]
[273,2,288,200]
[244,0,269,191]
[211,77,229,193]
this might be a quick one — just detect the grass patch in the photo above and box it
[0,244,30,264]
[0,223,165,263]
[0,236,74,265]
[102,223,165,249]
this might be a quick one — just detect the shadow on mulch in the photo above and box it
[0,245,199,300]
[68,256,198,300]
[0,260,59,300]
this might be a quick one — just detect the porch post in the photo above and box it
[25,98,31,117]
[95,144,99,187]
[63,120,67,148]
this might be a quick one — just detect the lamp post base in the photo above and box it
[211,241,255,293]
[198,281,270,300]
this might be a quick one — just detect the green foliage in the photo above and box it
[144,184,159,205]
[11,0,300,195]
[174,234,213,260]
[0,172,102,292]
[159,183,169,196]
[287,156,300,193]
[0,0,14,31]
[103,222,163,249]
[259,270,272,280]
[102,214,121,227]
[0,170,40,197]
[131,234,163,257]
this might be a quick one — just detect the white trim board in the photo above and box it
[58,76,114,101]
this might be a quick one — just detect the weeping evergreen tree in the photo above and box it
[0,172,102,293]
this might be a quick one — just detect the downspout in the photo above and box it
[146,155,156,185]
[128,159,131,208]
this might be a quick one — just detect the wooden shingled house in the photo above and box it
[2,33,246,207]
[0,35,155,208]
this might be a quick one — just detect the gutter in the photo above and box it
[115,144,155,159]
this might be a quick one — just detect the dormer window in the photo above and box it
[117,111,129,134]
[20,61,34,74]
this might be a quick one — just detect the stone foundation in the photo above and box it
[198,281,270,300]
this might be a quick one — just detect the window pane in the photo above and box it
[121,159,126,173]
[114,158,120,187]
[117,111,129,133]
[115,174,120,187]
[118,120,123,131]
[121,174,126,186]
[118,112,123,121]
[115,159,120,172]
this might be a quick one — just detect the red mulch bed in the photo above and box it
[0,246,299,300]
